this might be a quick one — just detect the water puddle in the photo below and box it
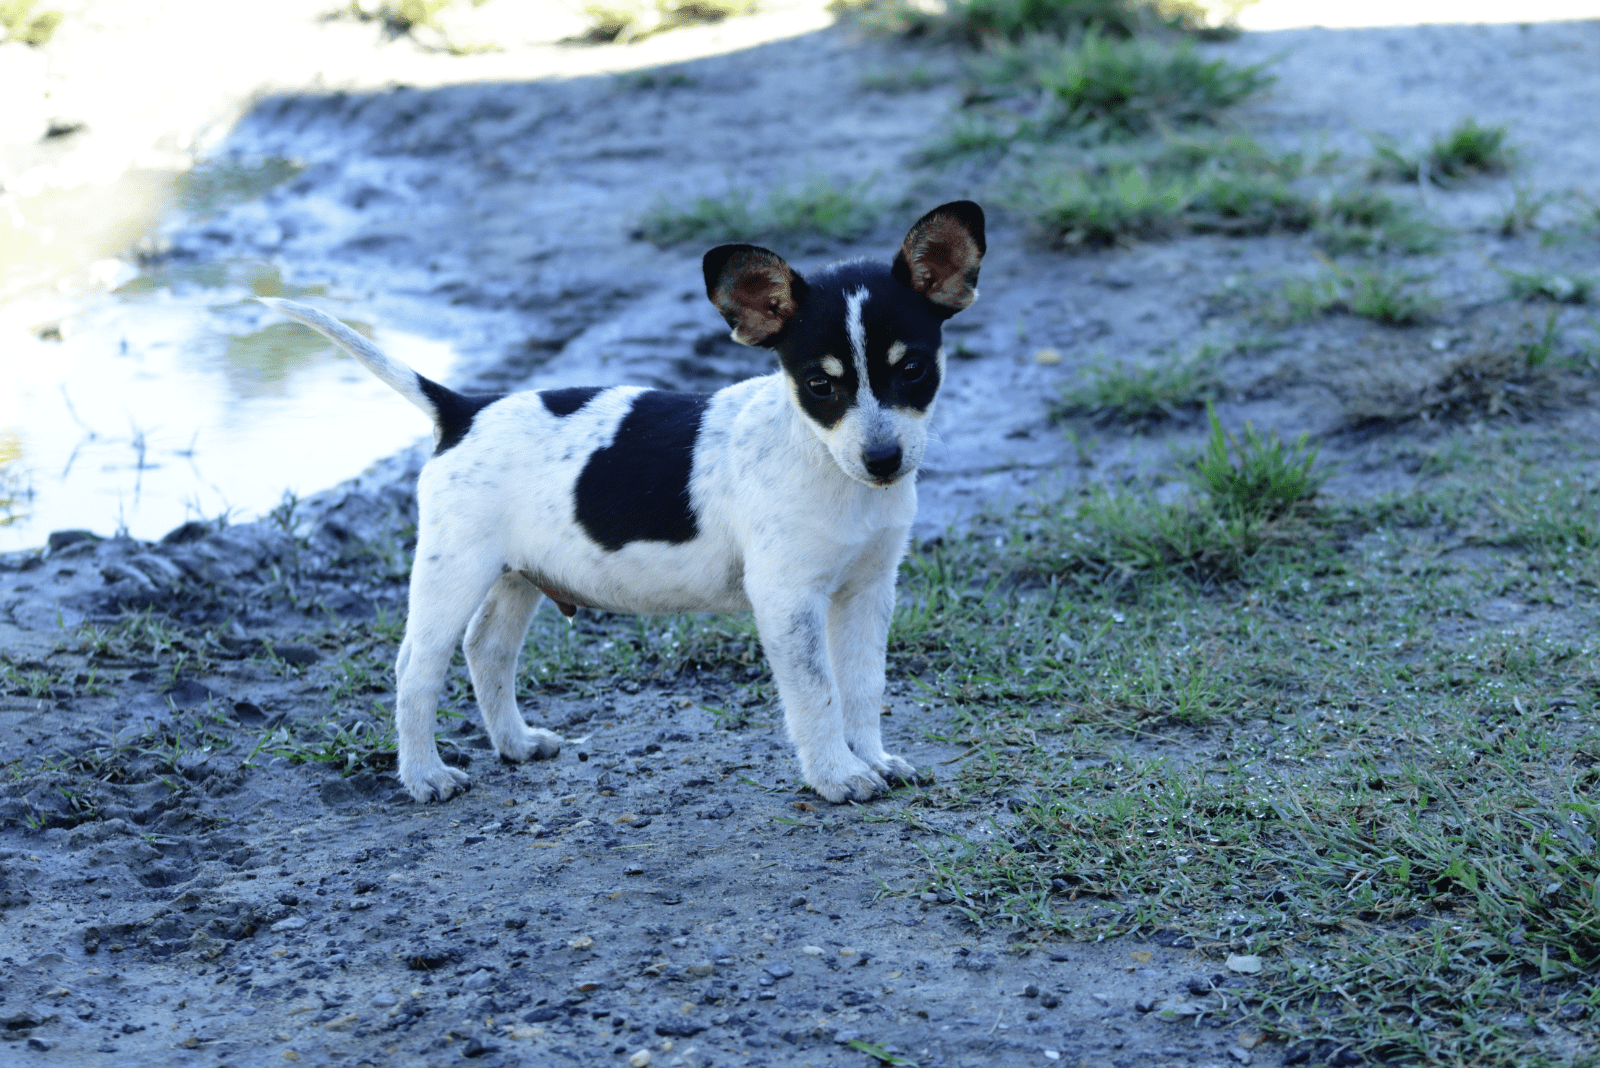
[0,154,456,552]
[0,257,453,552]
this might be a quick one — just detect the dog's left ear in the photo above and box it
[703,244,809,347]
[892,200,986,315]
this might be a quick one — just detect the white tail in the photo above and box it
[257,297,436,418]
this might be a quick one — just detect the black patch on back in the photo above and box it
[575,391,711,552]
[417,376,505,455]
[540,386,605,417]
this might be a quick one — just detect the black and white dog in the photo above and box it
[262,200,984,804]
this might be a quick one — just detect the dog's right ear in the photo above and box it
[703,244,809,347]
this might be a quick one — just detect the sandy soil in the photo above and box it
[3,7,1599,1068]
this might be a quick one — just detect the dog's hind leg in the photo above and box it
[828,532,916,786]
[464,571,562,764]
[394,549,502,803]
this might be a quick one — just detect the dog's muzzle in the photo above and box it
[863,442,903,482]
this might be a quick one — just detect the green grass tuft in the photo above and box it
[1503,267,1592,305]
[1023,166,1191,248]
[635,176,883,247]
[828,0,1227,43]
[1276,264,1436,326]
[971,31,1275,143]
[1051,345,1223,424]
[1315,189,1443,255]
[1368,117,1514,185]
[1192,402,1324,520]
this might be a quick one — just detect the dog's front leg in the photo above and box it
[828,562,916,786]
[750,587,889,803]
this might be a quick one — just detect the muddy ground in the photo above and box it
[3,11,1600,1068]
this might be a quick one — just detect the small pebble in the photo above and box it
[372,992,398,1007]
[1039,993,1061,1009]
[464,970,494,991]
[919,892,938,903]
[801,945,823,956]
[629,1052,651,1068]
[786,894,806,908]
[271,917,307,933]
[1023,984,1039,998]
[763,962,794,980]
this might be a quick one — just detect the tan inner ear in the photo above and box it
[713,252,801,346]
[902,215,982,311]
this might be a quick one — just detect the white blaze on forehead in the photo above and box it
[845,287,869,373]
[886,341,907,366]
[821,355,845,378]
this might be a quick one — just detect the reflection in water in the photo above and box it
[0,259,454,552]
[0,146,454,552]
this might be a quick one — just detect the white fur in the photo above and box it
[267,299,924,804]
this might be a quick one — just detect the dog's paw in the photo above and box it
[401,762,471,804]
[867,751,917,785]
[494,725,562,764]
[807,757,890,804]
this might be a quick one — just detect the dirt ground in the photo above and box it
[3,9,1600,1068]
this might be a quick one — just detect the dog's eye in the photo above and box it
[806,376,834,398]
[900,359,927,382]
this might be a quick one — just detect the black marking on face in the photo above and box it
[575,391,712,552]
[773,260,947,427]
[540,386,605,417]
[416,376,506,455]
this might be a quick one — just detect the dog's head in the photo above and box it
[703,201,985,488]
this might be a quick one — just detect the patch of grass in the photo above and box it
[1192,402,1324,520]
[1051,344,1223,424]
[0,0,63,47]
[582,0,757,43]
[1503,267,1592,305]
[1498,184,1552,237]
[1275,264,1436,326]
[252,700,402,776]
[876,428,1600,1067]
[1185,172,1315,236]
[968,31,1275,143]
[1011,134,1350,247]
[1022,166,1190,248]
[1368,118,1514,186]
[636,176,883,248]
[859,63,946,93]
[828,0,1226,43]
[1345,266,1436,326]
[1315,189,1444,256]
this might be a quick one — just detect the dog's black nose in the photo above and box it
[863,442,902,479]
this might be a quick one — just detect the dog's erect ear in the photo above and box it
[703,244,809,347]
[892,200,986,314]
